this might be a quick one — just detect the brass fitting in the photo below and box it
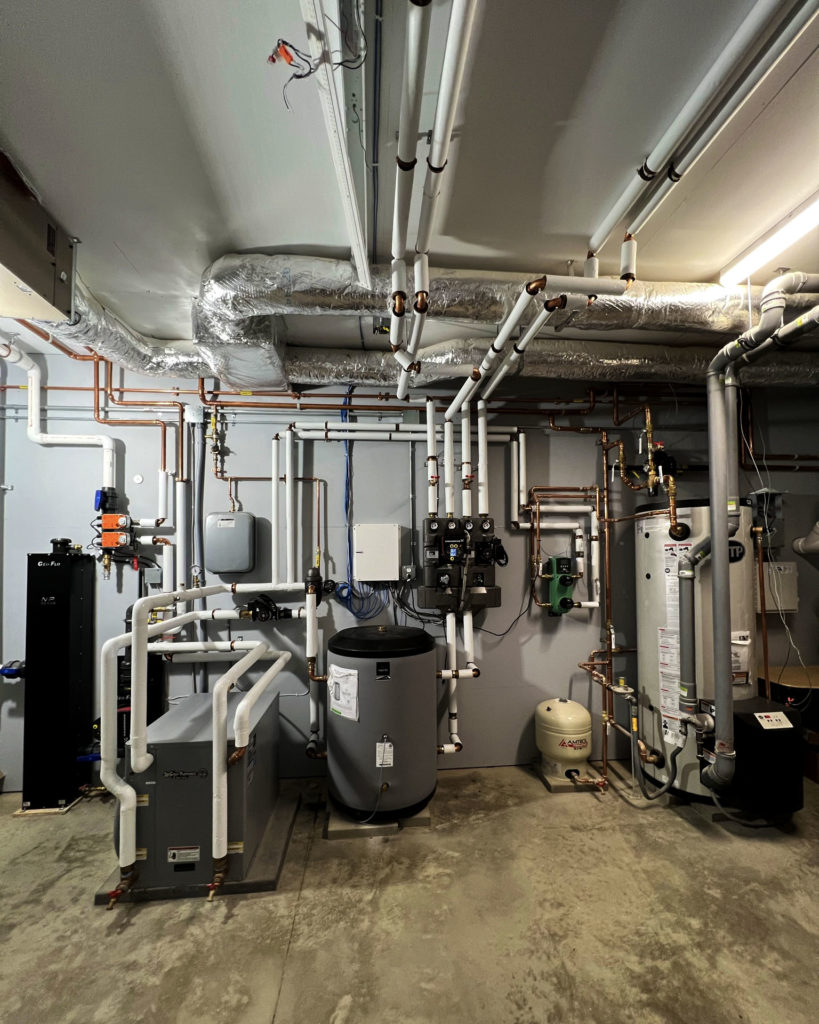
[307,657,328,684]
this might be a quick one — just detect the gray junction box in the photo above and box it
[129,691,279,889]
[205,511,256,573]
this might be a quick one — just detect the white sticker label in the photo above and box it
[328,664,359,721]
[227,841,244,854]
[657,626,682,746]
[376,741,394,767]
[167,845,200,864]
[754,712,793,730]
[135,847,148,861]
[216,518,235,528]
[731,630,752,677]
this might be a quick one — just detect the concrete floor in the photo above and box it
[1,765,817,1024]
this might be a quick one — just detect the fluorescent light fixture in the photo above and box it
[720,193,819,287]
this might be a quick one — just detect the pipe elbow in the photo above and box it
[701,751,736,793]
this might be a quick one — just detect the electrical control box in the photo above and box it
[130,691,279,889]
[352,523,402,581]
[418,516,503,611]
[754,561,799,614]
[205,511,256,574]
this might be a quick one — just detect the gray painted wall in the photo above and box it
[1,355,817,791]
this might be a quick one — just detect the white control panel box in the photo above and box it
[353,523,402,582]
[754,561,799,614]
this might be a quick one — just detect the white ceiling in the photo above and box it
[1,0,817,347]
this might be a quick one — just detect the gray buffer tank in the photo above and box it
[326,625,437,819]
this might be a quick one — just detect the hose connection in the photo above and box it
[207,855,229,902]
[107,864,138,910]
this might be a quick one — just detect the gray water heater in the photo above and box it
[326,626,437,819]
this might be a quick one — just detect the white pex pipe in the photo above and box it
[175,480,189,588]
[518,431,528,512]
[444,419,456,517]
[271,436,280,585]
[212,643,273,861]
[510,438,519,525]
[793,521,819,555]
[285,428,296,583]
[477,399,488,516]
[396,253,430,400]
[0,341,116,487]
[233,653,292,749]
[461,403,472,517]
[426,396,439,517]
[590,0,782,253]
[294,428,512,442]
[627,1,819,238]
[161,541,174,592]
[305,589,320,740]
[481,306,556,401]
[440,611,462,754]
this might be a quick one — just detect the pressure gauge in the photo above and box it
[446,520,458,531]
[480,519,492,531]
[464,519,474,532]
[428,519,439,532]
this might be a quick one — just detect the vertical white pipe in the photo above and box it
[175,480,189,588]
[212,643,271,861]
[100,635,138,868]
[271,436,280,585]
[477,400,488,516]
[445,612,461,746]
[426,397,439,517]
[518,431,528,512]
[306,589,319,738]
[462,609,475,668]
[285,428,296,583]
[161,542,174,592]
[460,403,472,517]
[510,439,519,525]
[590,509,601,603]
[157,469,169,522]
[444,419,455,517]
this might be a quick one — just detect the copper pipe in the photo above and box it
[92,359,168,472]
[105,360,186,479]
[753,527,771,699]
[16,319,96,360]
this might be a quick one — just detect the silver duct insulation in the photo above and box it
[33,285,210,377]
[197,253,818,336]
[286,339,819,387]
[194,254,518,331]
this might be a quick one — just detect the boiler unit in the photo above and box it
[326,625,437,819]
[106,690,279,899]
[635,499,756,797]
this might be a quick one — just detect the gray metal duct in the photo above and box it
[286,339,819,387]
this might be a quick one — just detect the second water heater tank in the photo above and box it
[326,625,437,819]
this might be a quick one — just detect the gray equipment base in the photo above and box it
[93,792,299,905]
[324,800,432,840]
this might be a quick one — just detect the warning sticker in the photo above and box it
[731,630,752,678]
[376,741,394,768]
[657,626,681,747]
[662,541,691,626]
[167,846,200,864]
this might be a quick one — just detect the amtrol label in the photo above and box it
[558,737,589,750]
[167,845,200,864]
[754,712,793,730]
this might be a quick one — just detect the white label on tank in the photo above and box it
[376,741,394,767]
[327,664,359,721]
[663,542,691,625]
[754,711,793,730]
[167,845,200,864]
[657,626,681,746]
[216,518,235,528]
[731,631,752,676]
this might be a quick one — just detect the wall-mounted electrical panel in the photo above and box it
[205,511,256,574]
[754,561,799,614]
[352,523,402,581]
[418,516,504,612]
